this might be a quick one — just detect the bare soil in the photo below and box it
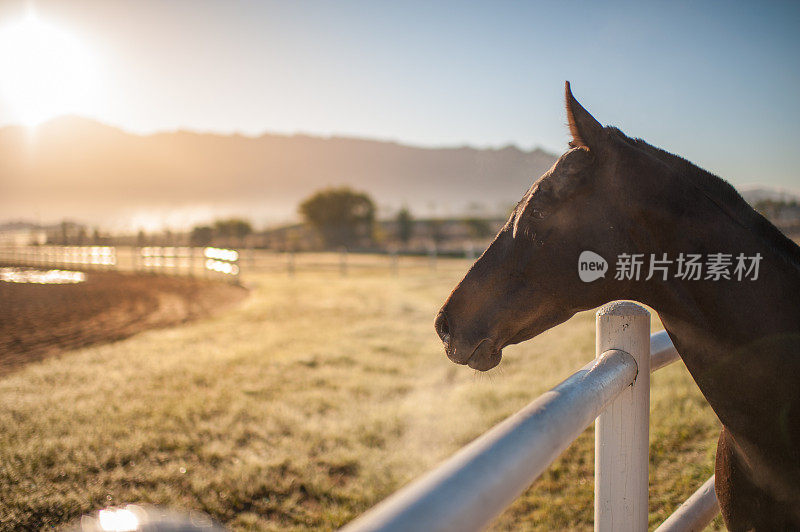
[0,268,247,376]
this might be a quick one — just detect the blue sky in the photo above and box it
[1,0,798,190]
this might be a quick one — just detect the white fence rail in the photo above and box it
[0,245,117,269]
[344,301,719,532]
[0,245,241,282]
[1,246,478,278]
[137,246,240,281]
[654,475,719,532]
[252,250,464,276]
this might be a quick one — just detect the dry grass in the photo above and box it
[0,260,723,530]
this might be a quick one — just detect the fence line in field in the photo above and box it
[344,301,719,532]
[0,245,479,279]
[136,246,241,280]
[0,245,117,270]
[0,245,241,282]
[251,249,473,276]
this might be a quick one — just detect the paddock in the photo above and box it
[0,257,722,530]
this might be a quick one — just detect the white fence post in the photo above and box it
[595,301,650,532]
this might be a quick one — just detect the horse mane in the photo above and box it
[607,127,800,268]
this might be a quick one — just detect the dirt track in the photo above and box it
[0,268,247,376]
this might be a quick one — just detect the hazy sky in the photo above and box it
[1,0,799,190]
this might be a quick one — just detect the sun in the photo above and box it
[0,10,100,127]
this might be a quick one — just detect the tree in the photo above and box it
[213,218,253,239]
[299,187,375,248]
[213,218,253,245]
[397,207,413,245]
[190,225,214,247]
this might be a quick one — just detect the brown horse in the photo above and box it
[435,82,800,530]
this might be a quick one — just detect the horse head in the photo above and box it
[435,82,659,370]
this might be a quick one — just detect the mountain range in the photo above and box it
[0,117,557,230]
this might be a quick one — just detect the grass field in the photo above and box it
[0,260,724,530]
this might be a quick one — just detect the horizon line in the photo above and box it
[0,113,558,154]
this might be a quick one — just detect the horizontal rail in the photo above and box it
[649,333,720,531]
[654,475,719,532]
[650,329,680,372]
[343,349,638,532]
[344,328,716,532]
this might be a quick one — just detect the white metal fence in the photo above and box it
[137,246,240,281]
[0,245,241,282]
[344,301,719,532]
[249,249,467,276]
[0,246,478,278]
[0,245,117,269]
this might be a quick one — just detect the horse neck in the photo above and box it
[627,184,800,440]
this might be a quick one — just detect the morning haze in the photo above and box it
[0,117,555,228]
[1,1,799,232]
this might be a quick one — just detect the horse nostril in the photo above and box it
[435,311,451,345]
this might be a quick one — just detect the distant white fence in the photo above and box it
[0,245,117,269]
[137,246,240,281]
[344,301,719,532]
[251,249,472,276]
[0,245,241,282]
[0,246,480,278]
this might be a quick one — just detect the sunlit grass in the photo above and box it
[0,262,722,530]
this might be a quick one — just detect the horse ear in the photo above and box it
[565,81,603,150]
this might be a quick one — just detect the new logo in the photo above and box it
[578,251,608,282]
